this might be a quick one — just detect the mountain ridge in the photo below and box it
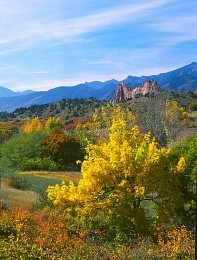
[0,86,34,98]
[0,62,196,112]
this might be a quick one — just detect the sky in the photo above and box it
[0,0,196,92]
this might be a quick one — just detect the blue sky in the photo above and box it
[0,0,196,91]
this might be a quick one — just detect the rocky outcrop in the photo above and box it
[112,82,131,103]
[112,80,160,103]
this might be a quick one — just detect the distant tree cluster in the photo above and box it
[0,116,84,171]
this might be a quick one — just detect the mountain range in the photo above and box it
[0,62,196,112]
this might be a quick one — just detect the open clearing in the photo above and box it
[0,179,38,211]
[0,171,81,210]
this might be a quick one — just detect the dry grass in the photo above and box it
[0,179,38,211]
[17,171,81,183]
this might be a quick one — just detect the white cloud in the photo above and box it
[62,1,172,34]
[33,70,51,74]
[0,48,25,57]
[0,0,175,52]
[148,14,197,46]
[0,0,196,92]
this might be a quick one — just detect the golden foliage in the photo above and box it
[23,116,44,133]
[23,116,62,133]
[47,106,186,232]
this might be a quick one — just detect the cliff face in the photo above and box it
[112,80,160,103]
[112,82,130,103]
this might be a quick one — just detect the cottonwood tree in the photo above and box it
[47,106,186,236]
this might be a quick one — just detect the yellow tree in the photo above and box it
[76,104,136,146]
[23,116,63,133]
[47,106,186,235]
[45,117,62,132]
[23,117,44,133]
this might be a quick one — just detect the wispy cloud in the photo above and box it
[0,0,196,91]
[0,0,175,52]
[61,0,174,37]
[33,70,51,74]
[0,48,25,57]
[148,14,197,46]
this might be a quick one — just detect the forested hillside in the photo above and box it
[0,91,196,121]
[0,98,107,124]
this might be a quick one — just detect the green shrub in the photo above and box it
[189,101,197,111]
[0,131,47,169]
[5,176,30,190]
[19,157,60,171]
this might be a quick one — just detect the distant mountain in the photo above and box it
[123,62,197,91]
[0,86,15,97]
[0,81,118,112]
[0,62,196,112]
[85,79,119,91]
[0,86,34,98]
[85,81,103,90]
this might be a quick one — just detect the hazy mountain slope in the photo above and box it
[0,86,16,97]
[0,84,101,112]
[124,62,197,90]
[0,86,34,98]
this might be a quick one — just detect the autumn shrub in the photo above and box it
[5,176,30,190]
[157,225,195,259]
[0,200,7,210]
[0,220,17,239]
[0,207,195,259]
[42,133,83,169]
[170,134,197,228]
[189,101,197,111]
[0,207,85,259]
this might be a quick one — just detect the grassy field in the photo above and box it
[0,179,38,211]
[0,171,81,210]
[2,170,81,192]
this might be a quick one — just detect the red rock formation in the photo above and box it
[112,82,130,103]
[112,80,160,103]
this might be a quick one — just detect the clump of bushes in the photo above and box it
[189,101,197,111]
[5,176,30,190]
[0,207,195,259]
[19,157,60,171]
[0,200,8,210]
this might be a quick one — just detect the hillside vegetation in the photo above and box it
[0,95,196,258]
[0,91,196,122]
[0,98,107,123]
